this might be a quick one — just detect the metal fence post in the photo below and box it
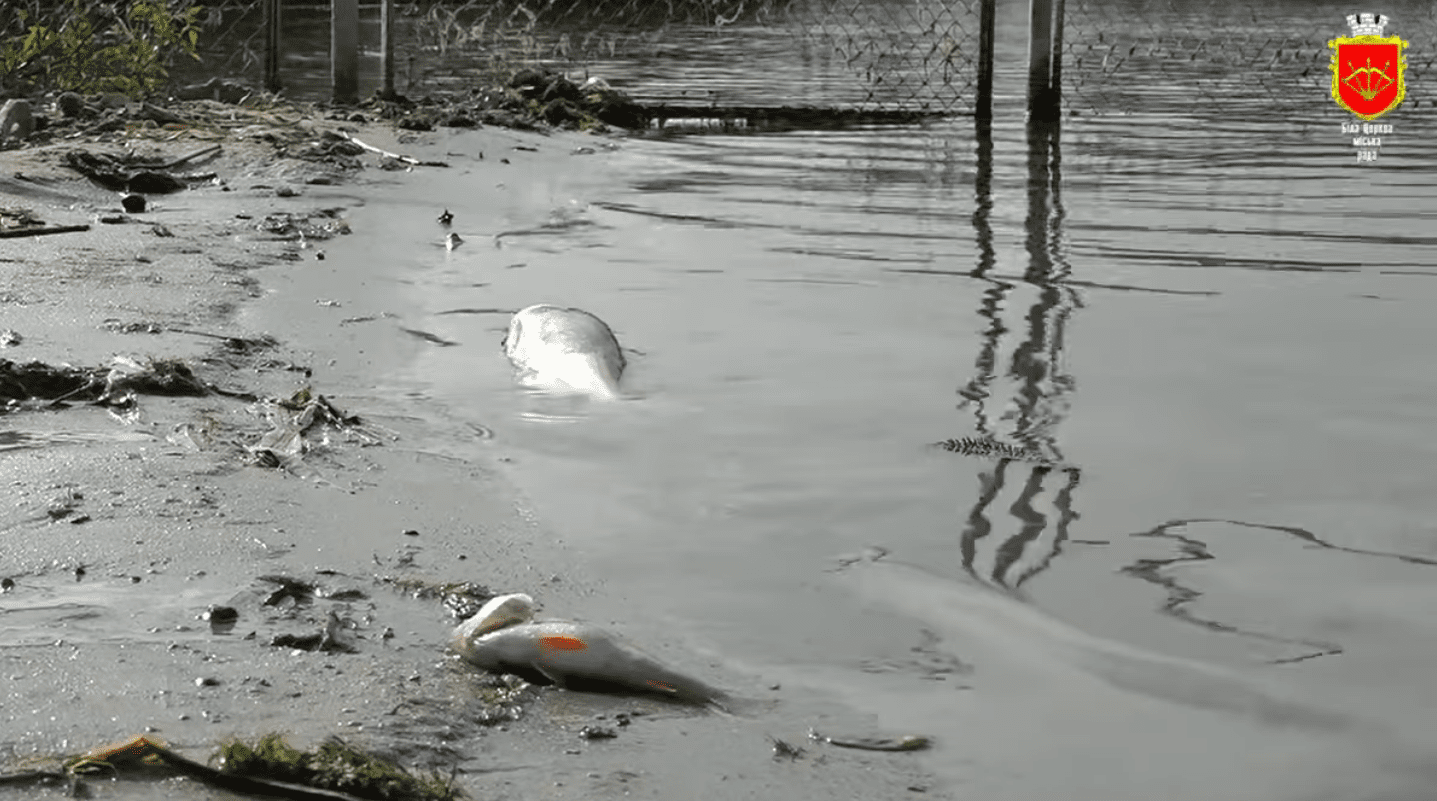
[332,0,359,104]
[1049,0,1066,112]
[1027,0,1061,121]
[977,0,997,121]
[263,0,281,93]
[380,0,395,99]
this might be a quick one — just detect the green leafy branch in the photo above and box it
[1,0,205,97]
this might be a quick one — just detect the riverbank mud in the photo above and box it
[1,98,945,800]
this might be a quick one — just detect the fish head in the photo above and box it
[452,593,537,652]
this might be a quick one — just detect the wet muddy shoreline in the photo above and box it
[1,100,944,799]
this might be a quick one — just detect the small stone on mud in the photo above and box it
[196,676,220,687]
[202,605,239,624]
[0,577,13,592]
[403,529,419,537]
[578,725,617,740]
[57,92,85,117]
[121,194,146,213]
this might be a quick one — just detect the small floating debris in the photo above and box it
[929,436,1077,472]
[270,610,355,653]
[769,735,805,761]
[807,728,931,752]
[437,209,454,226]
[247,388,379,467]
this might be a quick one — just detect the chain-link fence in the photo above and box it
[1062,0,1437,117]
[170,0,982,114]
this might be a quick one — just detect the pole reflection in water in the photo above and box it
[950,114,1081,591]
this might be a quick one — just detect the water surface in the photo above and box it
[248,3,1437,798]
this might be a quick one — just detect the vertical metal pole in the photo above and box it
[1050,0,1066,115]
[332,0,359,104]
[263,0,281,93]
[1027,0,1056,120]
[380,0,395,99]
[976,0,996,121]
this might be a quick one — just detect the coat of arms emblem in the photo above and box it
[1328,13,1408,120]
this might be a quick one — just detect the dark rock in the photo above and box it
[541,99,588,128]
[0,99,34,144]
[540,76,582,105]
[587,93,648,130]
[127,171,186,194]
[508,69,548,93]
[121,194,146,213]
[397,113,434,132]
[202,605,239,624]
[56,92,86,118]
[479,109,535,130]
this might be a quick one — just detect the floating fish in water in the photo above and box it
[437,208,454,226]
[452,593,729,709]
[501,304,626,400]
[445,232,463,251]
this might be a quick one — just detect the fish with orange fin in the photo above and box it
[451,593,729,709]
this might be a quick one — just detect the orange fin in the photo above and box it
[539,635,589,652]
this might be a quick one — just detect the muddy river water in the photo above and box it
[220,33,1437,801]
[0,1,1414,797]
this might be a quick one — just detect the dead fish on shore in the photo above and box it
[451,593,730,709]
[502,304,626,400]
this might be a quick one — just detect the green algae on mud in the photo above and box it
[0,732,465,801]
[217,733,466,801]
